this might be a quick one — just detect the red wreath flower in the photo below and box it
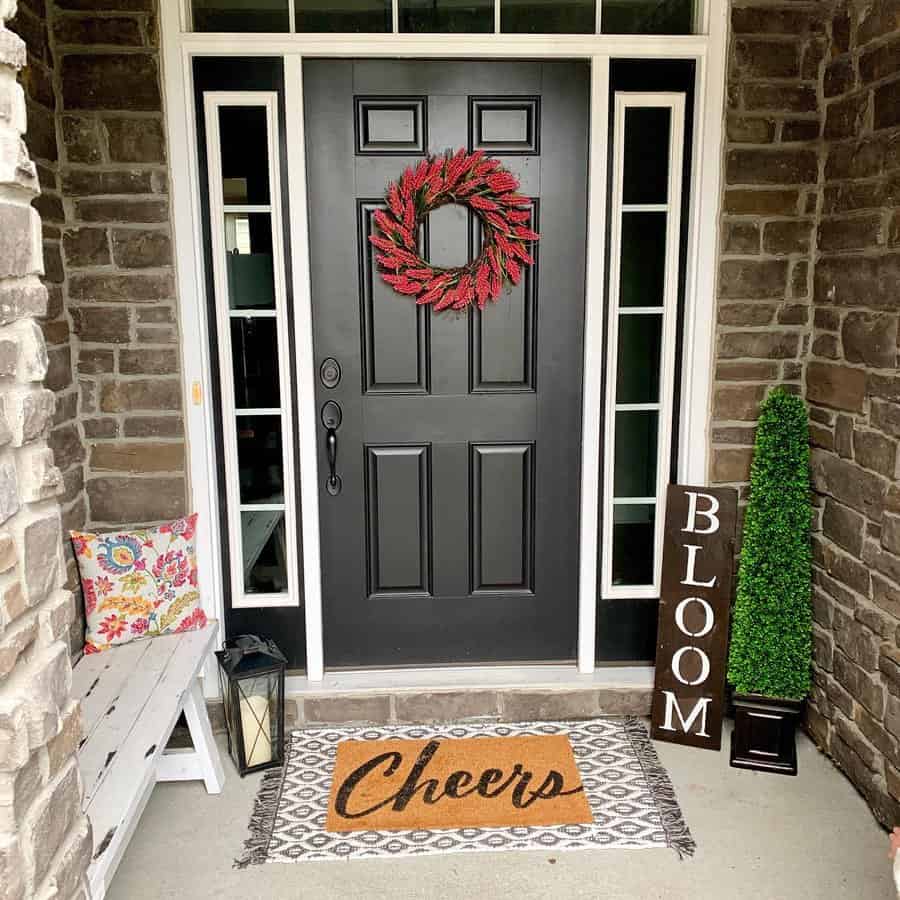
[369,148,539,312]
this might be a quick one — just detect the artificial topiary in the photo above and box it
[727,387,812,700]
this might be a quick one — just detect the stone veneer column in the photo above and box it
[805,0,900,830]
[0,4,92,898]
[709,1,824,505]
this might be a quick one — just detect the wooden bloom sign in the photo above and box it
[651,485,738,751]
[369,149,539,312]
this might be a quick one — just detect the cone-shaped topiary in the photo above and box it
[727,387,812,700]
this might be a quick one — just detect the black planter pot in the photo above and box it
[730,693,803,776]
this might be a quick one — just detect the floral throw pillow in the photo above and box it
[71,514,206,654]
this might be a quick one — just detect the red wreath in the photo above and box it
[368,148,539,312]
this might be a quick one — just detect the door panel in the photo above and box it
[305,60,589,667]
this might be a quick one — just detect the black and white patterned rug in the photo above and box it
[237,717,695,866]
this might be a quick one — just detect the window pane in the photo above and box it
[622,107,671,205]
[237,416,284,503]
[602,0,693,33]
[193,0,289,33]
[400,0,494,32]
[219,107,270,205]
[295,0,391,31]
[231,318,280,409]
[502,0,594,33]
[619,211,666,307]
[614,410,658,497]
[612,503,655,585]
[616,314,662,404]
[226,214,275,310]
[241,511,288,593]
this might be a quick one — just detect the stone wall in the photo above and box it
[803,0,900,830]
[0,5,91,898]
[709,1,823,499]
[53,0,186,531]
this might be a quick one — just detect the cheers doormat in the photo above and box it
[237,718,696,866]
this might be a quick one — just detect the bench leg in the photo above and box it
[183,677,225,794]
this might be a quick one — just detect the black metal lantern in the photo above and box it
[215,635,286,776]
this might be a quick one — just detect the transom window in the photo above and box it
[189,0,699,34]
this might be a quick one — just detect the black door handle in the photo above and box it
[321,401,342,496]
[325,426,338,486]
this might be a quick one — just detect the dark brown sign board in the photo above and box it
[650,485,738,751]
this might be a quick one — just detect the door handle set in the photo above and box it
[321,400,342,496]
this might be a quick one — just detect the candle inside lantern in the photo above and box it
[240,693,272,767]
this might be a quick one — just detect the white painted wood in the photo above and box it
[678,3,729,486]
[76,624,223,899]
[180,677,225,793]
[577,54,609,675]
[286,663,654,695]
[203,91,300,611]
[601,92,687,603]
[283,55,325,681]
[156,749,205,782]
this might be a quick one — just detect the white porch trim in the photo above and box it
[157,10,730,693]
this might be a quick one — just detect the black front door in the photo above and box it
[305,60,589,668]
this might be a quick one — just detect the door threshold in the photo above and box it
[286,664,654,695]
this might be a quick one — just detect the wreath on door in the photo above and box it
[368,149,539,312]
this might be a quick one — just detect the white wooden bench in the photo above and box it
[72,621,225,899]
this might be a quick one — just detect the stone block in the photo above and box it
[68,272,174,303]
[99,379,181,412]
[74,198,168,223]
[111,228,171,269]
[882,643,900,698]
[2,388,54,447]
[60,116,102,165]
[89,441,184,473]
[806,362,867,412]
[726,117,774,145]
[835,715,878,771]
[9,319,47,384]
[69,306,130,344]
[822,498,865,557]
[726,148,818,186]
[825,92,870,140]
[53,14,143,46]
[0,455,19,528]
[842,312,898,369]
[302,694,392,725]
[104,116,165,163]
[872,400,900,439]
[782,119,820,143]
[62,228,109,267]
[710,447,752,483]
[834,607,879,671]
[763,220,813,255]
[717,331,799,359]
[718,259,788,299]
[812,333,839,358]
[816,253,900,310]
[723,189,798,216]
[501,690,603,721]
[12,511,62,607]
[733,40,800,79]
[855,430,897,479]
[818,215,884,253]
[717,303,775,326]
[61,53,160,111]
[122,416,183,438]
[118,348,177,375]
[394,691,499,724]
[713,383,768,421]
[824,57,855,97]
[743,83,818,114]
[0,614,37,680]
[20,761,80,889]
[721,219,760,252]
[0,835,25,900]
[0,204,41,280]
[714,360,778,381]
[0,279,46,326]
[875,78,900,131]
[33,813,91,900]
[48,422,85,470]
[821,539,871,595]
[86,475,185,523]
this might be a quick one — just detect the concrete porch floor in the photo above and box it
[108,723,893,900]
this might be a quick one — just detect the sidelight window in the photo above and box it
[188,0,701,33]
[203,92,300,609]
[601,92,686,600]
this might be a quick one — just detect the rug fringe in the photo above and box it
[622,717,697,860]
[234,743,289,869]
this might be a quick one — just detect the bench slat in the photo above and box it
[79,635,182,804]
[81,623,218,898]
[73,639,155,741]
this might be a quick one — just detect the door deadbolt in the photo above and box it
[319,357,341,389]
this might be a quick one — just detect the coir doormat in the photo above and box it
[237,718,695,866]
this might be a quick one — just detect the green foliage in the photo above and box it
[727,387,812,700]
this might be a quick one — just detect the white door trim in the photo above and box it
[158,12,729,689]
